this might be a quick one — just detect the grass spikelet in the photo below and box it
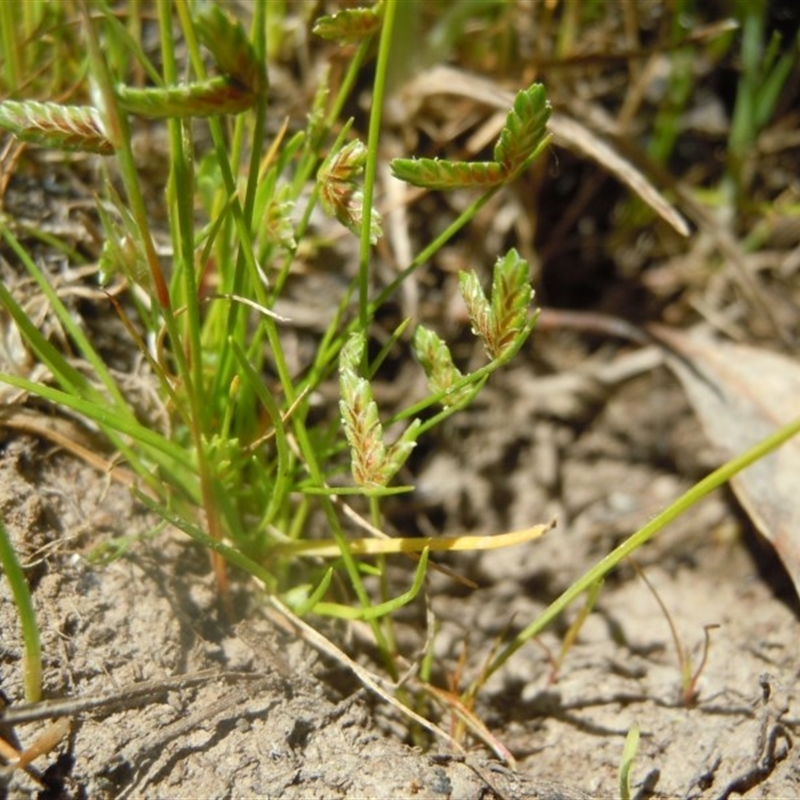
[390,158,506,191]
[319,139,382,242]
[116,77,255,119]
[0,100,113,154]
[493,84,551,177]
[195,4,265,93]
[313,6,382,43]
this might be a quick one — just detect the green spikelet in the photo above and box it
[117,77,255,119]
[0,100,113,154]
[493,84,551,177]
[390,158,505,190]
[412,326,471,408]
[319,140,382,242]
[313,6,382,43]
[390,83,552,192]
[195,4,265,93]
[339,333,419,488]
[488,249,533,358]
[459,249,534,361]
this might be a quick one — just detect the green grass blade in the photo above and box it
[358,0,395,329]
[231,339,292,526]
[1,226,130,409]
[312,548,430,620]
[291,568,335,617]
[0,0,21,92]
[0,278,89,399]
[0,371,198,499]
[0,516,42,702]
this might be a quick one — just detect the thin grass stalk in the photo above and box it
[12,226,84,264]
[172,0,266,409]
[0,240,100,398]
[240,2,268,233]
[231,340,292,528]
[370,493,398,657]
[78,3,171,312]
[1,217,131,413]
[126,0,143,86]
[0,370,199,499]
[84,3,236,596]
[91,8,164,89]
[619,724,640,800]
[311,550,429,620]
[323,38,373,137]
[165,1,262,597]
[158,1,204,417]
[370,184,504,315]
[358,0,396,331]
[256,89,356,358]
[0,0,20,92]
[137,494,278,593]
[228,3,270,447]
[0,232,176,497]
[729,1,763,162]
[276,122,355,299]
[154,7,232,595]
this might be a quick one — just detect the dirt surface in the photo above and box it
[3,3,800,799]
[2,354,799,798]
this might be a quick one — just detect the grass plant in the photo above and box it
[1,0,799,763]
[0,0,550,725]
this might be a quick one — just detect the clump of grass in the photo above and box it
[0,0,550,723]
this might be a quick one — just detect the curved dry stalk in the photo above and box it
[271,520,554,558]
